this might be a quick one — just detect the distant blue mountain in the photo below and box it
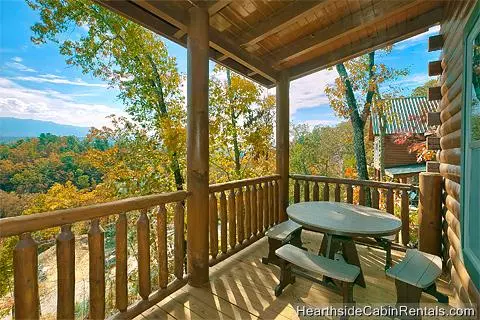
[0,117,90,139]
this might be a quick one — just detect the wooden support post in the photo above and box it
[187,5,209,287]
[88,219,105,320]
[137,210,151,300]
[276,70,289,221]
[418,172,442,256]
[157,206,168,289]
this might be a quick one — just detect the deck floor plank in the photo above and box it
[140,231,458,320]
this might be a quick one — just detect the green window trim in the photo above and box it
[461,0,480,290]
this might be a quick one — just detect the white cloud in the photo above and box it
[15,75,109,87]
[0,78,125,127]
[289,69,337,115]
[301,119,341,128]
[392,73,433,89]
[5,61,36,73]
[12,57,23,62]
[394,25,441,50]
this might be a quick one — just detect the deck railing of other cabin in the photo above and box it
[290,174,418,247]
[0,191,188,319]
[208,174,281,266]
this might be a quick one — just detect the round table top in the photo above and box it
[287,201,401,237]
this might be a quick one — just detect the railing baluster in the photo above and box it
[323,183,330,201]
[237,187,244,244]
[258,183,264,233]
[294,179,300,203]
[386,188,394,215]
[274,180,279,224]
[359,186,365,206]
[313,182,319,201]
[220,192,228,254]
[269,181,274,226]
[116,214,128,311]
[228,189,236,249]
[57,225,75,319]
[251,185,258,235]
[304,180,310,202]
[14,233,39,320]
[335,183,341,202]
[263,182,269,230]
[245,185,252,239]
[174,202,185,279]
[137,209,151,300]
[372,188,380,209]
[88,219,105,319]
[209,193,219,259]
[157,205,168,289]
[346,184,353,203]
[401,189,410,245]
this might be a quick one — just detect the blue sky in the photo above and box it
[0,0,440,128]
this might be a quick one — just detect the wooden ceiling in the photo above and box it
[96,0,444,87]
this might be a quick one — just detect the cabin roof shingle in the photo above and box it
[371,96,439,136]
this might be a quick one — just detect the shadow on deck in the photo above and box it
[135,231,456,320]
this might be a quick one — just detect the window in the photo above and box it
[462,2,480,289]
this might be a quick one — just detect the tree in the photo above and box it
[209,66,275,181]
[290,122,355,177]
[27,0,186,191]
[325,50,408,184]
[411,79,438,97]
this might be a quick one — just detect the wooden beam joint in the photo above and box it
[428,87,442,101]
[427,112,441,126]
[428,60,443,76]
[427,137,441,150]
[428,34,444,52]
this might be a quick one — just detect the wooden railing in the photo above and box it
[208,174,281,266]
[0,191,188,319]
[290,174,417,246]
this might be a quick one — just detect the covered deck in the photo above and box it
[1,1,475,319]
[135,232,456,320]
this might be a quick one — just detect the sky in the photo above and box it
[0,0,441,129]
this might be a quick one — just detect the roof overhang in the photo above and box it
[95,0,444,88]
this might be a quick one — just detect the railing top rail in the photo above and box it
[209,174,281,193]
[0,190,188,238]
[290,174,417,191]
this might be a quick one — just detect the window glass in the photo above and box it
[472,31,480,141]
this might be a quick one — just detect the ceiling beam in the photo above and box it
[95,0,275,86]
[240,0,328,47]
[208,0,232,16]
[129,0,278,83]
[174,1,232,39]
[288,7,443,81]
[268,0,420,64]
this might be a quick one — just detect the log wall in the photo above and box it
[439,0,480,307]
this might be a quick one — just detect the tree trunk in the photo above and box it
[227,69,241,177]
[336,62,371,206]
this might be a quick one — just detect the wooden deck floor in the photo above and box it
[135,231,457,320]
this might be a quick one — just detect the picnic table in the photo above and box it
[287,201,402,288]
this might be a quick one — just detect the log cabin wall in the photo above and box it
[438,0,480,307]
[373,135,421,169]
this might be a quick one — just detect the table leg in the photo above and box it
[341,238,366,288]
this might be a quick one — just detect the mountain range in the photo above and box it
[0,117,90,142]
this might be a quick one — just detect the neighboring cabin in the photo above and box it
[369,96,439,183]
